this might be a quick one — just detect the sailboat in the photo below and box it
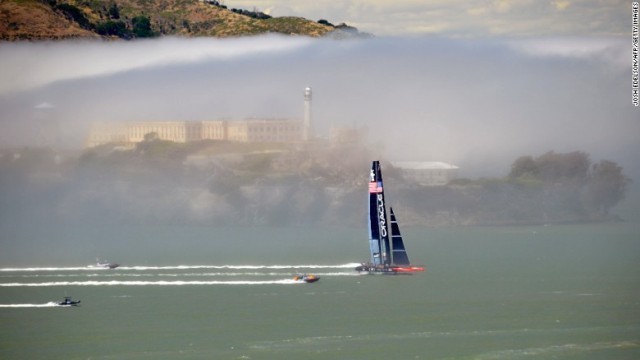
[355,161,425,274]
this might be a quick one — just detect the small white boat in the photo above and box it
[92,259,119,269]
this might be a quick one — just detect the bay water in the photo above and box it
[1,223,639,359]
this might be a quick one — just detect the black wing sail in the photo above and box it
[389,207,410,266]
[368,161,391,266]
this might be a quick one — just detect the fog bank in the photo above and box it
[0,35,636,177]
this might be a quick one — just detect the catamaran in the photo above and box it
[355,161,425,274]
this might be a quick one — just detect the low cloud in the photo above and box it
[0,36,312,95]
[507,36,628,67]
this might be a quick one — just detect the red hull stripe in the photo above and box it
[392,266,425,272]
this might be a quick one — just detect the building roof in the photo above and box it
[392,161,459,170]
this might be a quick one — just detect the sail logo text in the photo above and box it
[377,194,387,237]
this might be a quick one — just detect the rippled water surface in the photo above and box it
[1,223,639,359]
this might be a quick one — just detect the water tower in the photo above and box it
[303,87,312,141]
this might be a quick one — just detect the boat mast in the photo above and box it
[368,161,391,266]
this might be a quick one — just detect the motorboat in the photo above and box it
[293,274,320,283]
[93,259,119,269]
[58,296,81,306]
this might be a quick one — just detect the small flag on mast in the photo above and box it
[369,181,383,193]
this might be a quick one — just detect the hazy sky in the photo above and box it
[223,0,629,37]
[0,1,637,177]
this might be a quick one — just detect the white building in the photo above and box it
[85,87,312,148]
[393,161,459,186]
[85,118,303,148]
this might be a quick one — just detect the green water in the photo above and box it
[1,223,639,359]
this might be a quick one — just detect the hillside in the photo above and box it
[0,0,367,41]
[0,0,98,40]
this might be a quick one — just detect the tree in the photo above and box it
[132,16,156,38]
[535,151,590,183]
[507,151,631,221]
[509,155,538,179]
[143,132,159,142]
[96,20,132,38]
[586,160,632,215]
[318,19,334,27]
[56,3,92,30]
[108,3,120,19]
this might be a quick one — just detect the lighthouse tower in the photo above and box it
[303,87,312,141]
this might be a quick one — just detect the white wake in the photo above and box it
[0,279,302,287]
[0,263,361,272]
[0,302,60,308]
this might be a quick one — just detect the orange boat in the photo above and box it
[293,274,320,283]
